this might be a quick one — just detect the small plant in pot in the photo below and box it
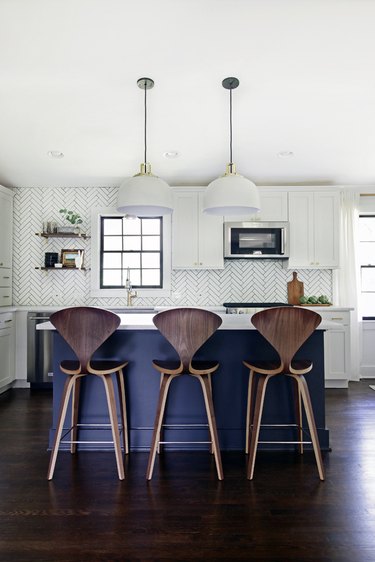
[57,209,83,234]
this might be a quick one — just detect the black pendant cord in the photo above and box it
[144,84,148,166]
[229,87,233,173]
[222,76,239,175]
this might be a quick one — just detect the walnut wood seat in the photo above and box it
[47,306,129,480]
[243,306,325,481]
[146,307,223,480]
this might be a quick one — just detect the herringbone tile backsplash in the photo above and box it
[12,187,332,307]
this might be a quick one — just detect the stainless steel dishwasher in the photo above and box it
[27,312,54,388]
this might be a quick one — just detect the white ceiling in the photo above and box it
[1,0,375,189]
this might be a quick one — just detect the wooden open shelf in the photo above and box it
[35,232,90,239]
[35,266,88,271]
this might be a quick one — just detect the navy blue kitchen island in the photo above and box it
[43,312,330,452]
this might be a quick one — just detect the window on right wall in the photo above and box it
[359,215,375,319]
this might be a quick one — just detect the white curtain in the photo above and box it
[333,190,360,380]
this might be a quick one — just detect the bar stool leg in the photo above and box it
[101,374,125,480]
[70,377,82,454]
[245,369,256,454]
[198,374,223,481]
[116,369,129,454]
[294,375,325,481]
[247,374,270,481]
[292,377,303,454]
[48,375,79,480]
[157,373,164,454]
[207,374,214,455]
[146,373,175,480]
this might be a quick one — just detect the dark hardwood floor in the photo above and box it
[1,381,375,561]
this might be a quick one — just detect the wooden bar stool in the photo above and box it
[146,307,224,480]
[48,307,128,480]
[243,306,325,481]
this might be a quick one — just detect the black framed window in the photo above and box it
[100,216,163,288]
[359,215,375,318]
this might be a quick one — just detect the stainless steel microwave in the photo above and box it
[224,221,289,259]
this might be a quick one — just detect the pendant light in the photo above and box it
[116,78,173,216]
[203,77,260,215]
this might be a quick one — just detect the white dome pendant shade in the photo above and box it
[203,163,260,215]
[116,78,173,217]
[203,77,260,216]
[117,163,173,216]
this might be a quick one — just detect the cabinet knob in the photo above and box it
[0,262,3,266]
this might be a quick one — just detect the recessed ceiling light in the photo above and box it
[47,151,64,159]
[163,151,180,159]
[277,151,294,158]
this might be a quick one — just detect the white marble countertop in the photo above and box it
[36,311,341,331]
[1,304,354,315]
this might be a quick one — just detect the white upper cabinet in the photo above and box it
[288,190,339,268]
[0,185,13,269]
[172,188,224,269]
[257,189,288,221]
[224,189,288,222]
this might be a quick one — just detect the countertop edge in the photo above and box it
[36,313,341,332]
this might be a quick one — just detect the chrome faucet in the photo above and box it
[125,270,137,306]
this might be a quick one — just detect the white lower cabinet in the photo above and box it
[0,312,15,391]
[172,188,224,269]
[319,309,351,388]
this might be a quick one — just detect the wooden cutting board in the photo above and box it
[287,271,304,305]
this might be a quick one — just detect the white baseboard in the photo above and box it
[325,379,349,389]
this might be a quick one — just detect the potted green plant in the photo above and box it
[57,209,83,234]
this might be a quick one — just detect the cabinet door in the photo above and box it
[288,192,314,267]
[197,193,223,268]
[172,189,223,269]
[0,269,12,287]
[324,329,348,383]
[289,191,339,268]
[319,309,350,386]
[172,192,199,268]
[224,190,288,222]
[0,187,13,269]
[258,190,288,221]
[0,314,15,390]
[313,192,339,268]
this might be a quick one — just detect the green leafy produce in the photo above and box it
[299,295,331,305]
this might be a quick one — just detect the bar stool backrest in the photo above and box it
[153,308,222,372]
[251,307,322,371]
[50,307,121,374]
